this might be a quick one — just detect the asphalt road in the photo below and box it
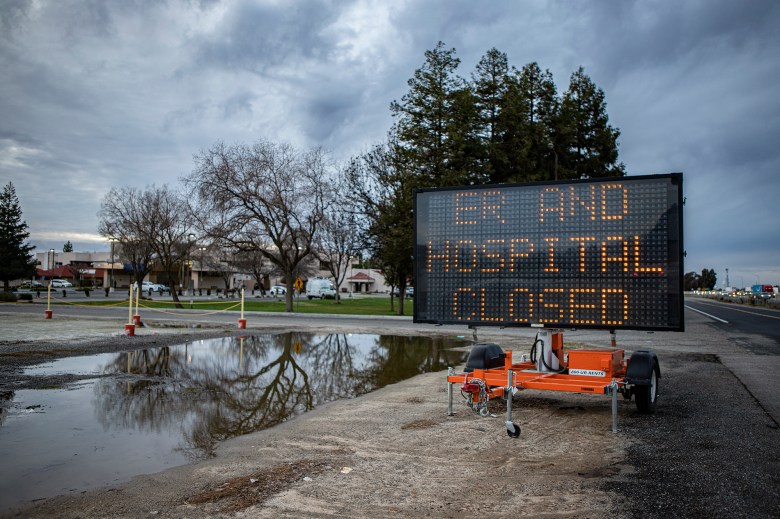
[684,297,780,354]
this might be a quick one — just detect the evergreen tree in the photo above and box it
[471,48,511,181]
[446,85,483,184]
[0,182,37,291]
[700,268,717,290]
[63,240,73,252]
[684,271,701,291]
[344,142,414,315]
[496,62,559,183]
[557,67,625,179]
[390,41,474,187]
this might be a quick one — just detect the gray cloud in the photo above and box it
[0,0,778,285]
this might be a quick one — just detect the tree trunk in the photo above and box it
[285,288,293,312]
[170,287,182,309]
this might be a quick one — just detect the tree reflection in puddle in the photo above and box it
[1,333,468,511]
[92,333,468,459]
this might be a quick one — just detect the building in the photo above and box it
[32,250,392,294]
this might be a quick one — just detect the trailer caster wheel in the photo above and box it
[506,422,521,438]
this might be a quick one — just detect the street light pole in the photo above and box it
[47,248,55,286]
[198,246,207,293]
[109,238,116,292]
[187,233,196,295]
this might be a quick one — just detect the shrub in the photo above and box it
[18,293,33,301]
[0,291,18,302]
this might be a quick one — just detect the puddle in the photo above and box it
[0,332,468,511]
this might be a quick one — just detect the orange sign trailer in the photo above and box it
[446,332,661,436]
[415,174,681,436]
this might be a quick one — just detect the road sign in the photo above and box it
[413,173,684,331]
[294,278,304,291]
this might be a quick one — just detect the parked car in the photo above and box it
[392,287,414,297]
[50,279,73,288]
[142,281,164,292]
[269,285,287,296]
[17,281,44,290]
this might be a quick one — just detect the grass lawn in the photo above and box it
[70,296,414,316]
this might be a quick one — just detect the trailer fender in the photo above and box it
[625,350,660,386]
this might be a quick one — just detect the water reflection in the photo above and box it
[0,333,467,511]
[92,333,467,458]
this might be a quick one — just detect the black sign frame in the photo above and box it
[413,173,684,331]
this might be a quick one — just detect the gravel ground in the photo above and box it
[1,311,779,518]
[607,351,780,519]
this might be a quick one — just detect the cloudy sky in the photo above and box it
[1,0,778,287]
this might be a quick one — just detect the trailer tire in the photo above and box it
[506,422,521,438]
[635,366,659,414]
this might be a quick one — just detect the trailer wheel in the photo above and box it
[506,422,521,438]
[635,366,659,414]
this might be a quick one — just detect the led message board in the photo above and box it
[413,173,684,331]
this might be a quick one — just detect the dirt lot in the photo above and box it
[1,312,779,518]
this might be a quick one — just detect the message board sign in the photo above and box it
[413,173,684,331]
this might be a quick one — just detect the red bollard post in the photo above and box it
[44,310,53,319]
[124,323,135,336]
[238,318,247,329]
[133,315,142,326]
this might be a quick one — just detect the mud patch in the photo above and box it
[401,418,438,430]
[0,348,84,358]
[185,460,331,512]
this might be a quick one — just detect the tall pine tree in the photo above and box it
[557,67,625,179]
[471,48,511,182]
[0,182,37,291]
[496,62,559,183]
[390,41,475,187]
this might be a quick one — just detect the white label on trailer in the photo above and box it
[569,369,606,377]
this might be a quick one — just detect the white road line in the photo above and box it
[685,305,729,324]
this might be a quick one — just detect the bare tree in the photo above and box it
[200,240,238,295]
[138,186,192,306]
[232,249,274,295]
[98,187,156,290]
[313,173,364,303]
[345,142,413,315]
[186,140,334,312]
[99,185,192,307]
